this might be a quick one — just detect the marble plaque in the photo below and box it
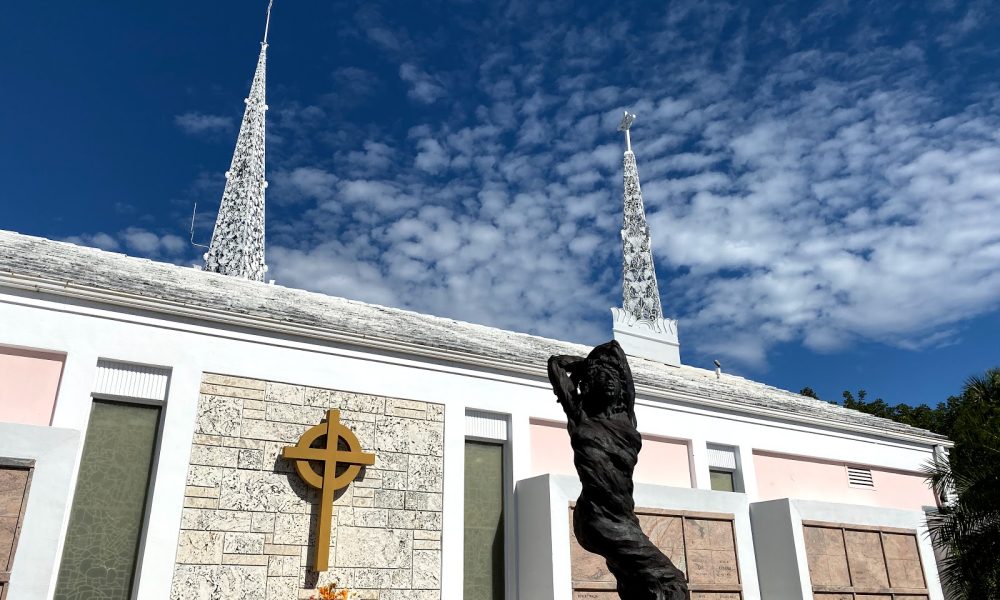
[844,530,890,588]
[803,526,850,587]
[883,533,926,589]
[684,518,738,585]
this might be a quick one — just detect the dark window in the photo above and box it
[55,400,161,600]
[464,440,505,600]
[709,468,735,492]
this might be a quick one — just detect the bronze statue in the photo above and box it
[548,340,688,600]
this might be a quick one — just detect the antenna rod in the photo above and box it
[190,203,209,249]
[263,0,274,44]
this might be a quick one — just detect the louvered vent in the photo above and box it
[93,359,171,401]
[847,466,875,488]
[707,444,737,470]
[465,410,508,441]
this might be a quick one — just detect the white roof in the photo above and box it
[0,230,947,444]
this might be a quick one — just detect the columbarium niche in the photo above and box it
[803,521,929,600]
[569,506,744,600]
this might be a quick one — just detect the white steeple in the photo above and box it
[203,1,272,281]
[610,111,681,366]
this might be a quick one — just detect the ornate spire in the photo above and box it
[203,1,273,281]
[610,111,681,366]
[619,111,663,321]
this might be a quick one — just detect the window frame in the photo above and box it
[706,443,743,492]
[55,395,166,600]
[709,467,736,492]
[463,410,513,600]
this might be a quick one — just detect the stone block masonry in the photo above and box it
[169,374,445,600]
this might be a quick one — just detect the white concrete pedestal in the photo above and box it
[611,307,681,366]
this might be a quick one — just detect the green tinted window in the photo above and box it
[55,400,160,600]
[710,469,735,492]
[464,441,504,600]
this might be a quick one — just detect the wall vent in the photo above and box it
[707,444,737,470]
[93,359,171,402]
[465,410,508,441]
[847,466,875,488]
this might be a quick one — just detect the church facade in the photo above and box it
[0,5,950,600]
[0,231,951,600]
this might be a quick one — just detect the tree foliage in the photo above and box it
[800,386,954,436]
[923,368,1000,599]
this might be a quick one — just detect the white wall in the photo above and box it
[0,288,943,599]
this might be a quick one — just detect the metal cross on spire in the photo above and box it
[618,110,637,152]
[263,0,273,44]
[202,1,272,281]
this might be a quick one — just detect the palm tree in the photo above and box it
[924,368,1000,599]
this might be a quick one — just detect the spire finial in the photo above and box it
[618,110,637,153]
[263,0,274,44]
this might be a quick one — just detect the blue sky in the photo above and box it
[3,1,999,408]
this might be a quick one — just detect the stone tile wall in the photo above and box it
[169,374,445,600]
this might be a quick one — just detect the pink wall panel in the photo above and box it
[529,420,691,488]
[0,346,65,426]
[634,434,693,488]
[753,451,937,511]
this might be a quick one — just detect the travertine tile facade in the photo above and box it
[169,374,444,600]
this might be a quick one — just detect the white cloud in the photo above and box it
[399,64,447,104]
[66,228,192,261]
[271,167,339,204]
[414,138,450,173]
[174,112,234,136]
[120,227,187,256]
[177,1,1000,373]
[63,232,120,251]
[344,142,396,175]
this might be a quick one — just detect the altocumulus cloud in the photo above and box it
[175,112,235,136]
[263,0,1000,370]
[66,228,193,264]
[71,0,1000,373]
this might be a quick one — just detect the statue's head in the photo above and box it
[572,341,635,422]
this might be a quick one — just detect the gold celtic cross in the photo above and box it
[282,409,375,571]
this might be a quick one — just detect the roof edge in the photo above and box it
[0,270,952,448]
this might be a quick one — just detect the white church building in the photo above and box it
[0,5,949,600]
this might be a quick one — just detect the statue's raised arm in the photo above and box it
[547,354,584,423]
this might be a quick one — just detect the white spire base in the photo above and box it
[611,307,681,367]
